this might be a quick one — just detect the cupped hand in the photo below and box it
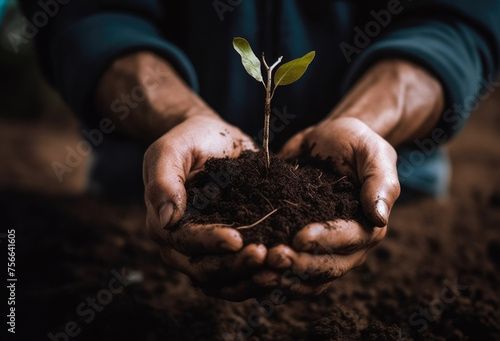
[254,117,400,296]
[143,114,271,300]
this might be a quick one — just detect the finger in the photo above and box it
[143,137,191,230]
[278,278,331,297]
[160,244,267,283]
[192,244,268,282]
[278,127,314,160]
[252,270,283,288]
[267,245,366,283]
[144,122,258,235]
[146,212,245,254]
[357,138,400,227]
[237,135,260,153]
[265,244,294,268]
[253,269,330,296]
[292,221,386,254]
[194,127,259,164]
[166,223,243,255]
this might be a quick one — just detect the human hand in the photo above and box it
[251,117,400,296]
[96,51,274,300]
[252,58,445,296]
[252,58,444,296]
[143,114,270,300]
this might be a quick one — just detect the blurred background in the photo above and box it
[0,0,89,195]
[0,1,500,341]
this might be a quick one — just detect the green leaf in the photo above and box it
[274,51,315,87]
[233,37,263,83]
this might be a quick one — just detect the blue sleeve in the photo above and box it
[341,0,500,140]
[17,0,198,123]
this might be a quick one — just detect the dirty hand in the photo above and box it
[254,59,444,296]
[143,114,273,300]
[96,51,271,300]
[254,117,400,296]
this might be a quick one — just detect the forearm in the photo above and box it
[328,59,444,147]
[96,52,216,141]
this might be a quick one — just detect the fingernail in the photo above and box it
[158,202,174,228]
[246,245,266,266]
[218,241,241,252]
[375,200,389,226]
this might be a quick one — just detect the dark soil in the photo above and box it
[2,80,500,341]
[178,151,364,247]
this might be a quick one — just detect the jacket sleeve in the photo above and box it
[341,0,500,140]
[17,0,198,123]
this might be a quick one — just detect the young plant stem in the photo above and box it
[263,78,271,169]
[262,53,282,170]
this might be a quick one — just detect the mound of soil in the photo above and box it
[3,81,500,341]
[177,151,364,246]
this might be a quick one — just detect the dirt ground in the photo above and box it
[1,84,500,341]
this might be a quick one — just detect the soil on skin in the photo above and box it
[177,151,364,247]
[2,80,500,341]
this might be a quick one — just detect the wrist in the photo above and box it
[96,51,216,141]
[327,59,444,147]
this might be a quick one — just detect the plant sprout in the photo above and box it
[233,37,315,169]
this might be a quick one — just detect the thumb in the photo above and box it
[143,137,192,230]
[357,138,400,227]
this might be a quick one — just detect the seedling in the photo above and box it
[233,37,315,169]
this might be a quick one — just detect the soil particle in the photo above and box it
[177,151,364,247]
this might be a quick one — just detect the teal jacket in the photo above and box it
[18,0,500,195]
